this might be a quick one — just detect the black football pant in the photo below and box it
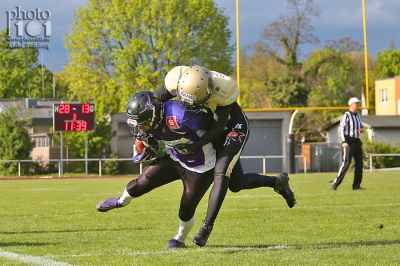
[125,154,214,221]
[333,139,363,189]
[204,104,276,225]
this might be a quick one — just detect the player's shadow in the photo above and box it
[210,239,400,251]
[0,227,148,235]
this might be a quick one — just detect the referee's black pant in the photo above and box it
[333,138,363,189]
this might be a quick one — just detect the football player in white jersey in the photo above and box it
[155,66,296,247]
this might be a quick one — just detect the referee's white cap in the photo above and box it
[348,97,361,105]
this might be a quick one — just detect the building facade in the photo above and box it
[375,77,400,115]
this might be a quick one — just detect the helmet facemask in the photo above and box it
[176,66,213,113]
[126,91,163,140]
[177,87,211,113]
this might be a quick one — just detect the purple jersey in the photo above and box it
[153,100,215,173]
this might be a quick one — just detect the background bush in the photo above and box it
[363,141,400,169]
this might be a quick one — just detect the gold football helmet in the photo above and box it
[176,66,213,112]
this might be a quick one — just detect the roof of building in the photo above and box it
[320,114,400,131]
[0,98,81,124]
[375,76,400,81]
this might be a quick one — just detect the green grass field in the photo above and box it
[1,171,400,266]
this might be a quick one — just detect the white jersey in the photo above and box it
[164,66,239,112]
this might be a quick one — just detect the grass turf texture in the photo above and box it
[1,171,399,266]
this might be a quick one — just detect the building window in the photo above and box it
[380,89,388,103]
[33,137,49,147]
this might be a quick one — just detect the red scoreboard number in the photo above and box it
[53,103,95,132]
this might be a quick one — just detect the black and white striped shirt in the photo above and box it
[340,111,363,142]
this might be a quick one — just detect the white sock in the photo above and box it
[173,216,195,243]
[118,189,133,206]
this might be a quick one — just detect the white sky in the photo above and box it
[1,0,399,72]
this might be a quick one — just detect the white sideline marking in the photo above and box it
[0,248,73,266]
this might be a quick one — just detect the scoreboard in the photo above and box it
[53,103,95,132]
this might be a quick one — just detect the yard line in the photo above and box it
[276,202,400,209]
[47,245,293,258]
[0,248,73,266]
[216,202,400,212]
[42,239,400,259]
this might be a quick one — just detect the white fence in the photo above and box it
[369,154,400,172]
[0,158,133,177]
[0,155,307,177]
[240,155,307,174]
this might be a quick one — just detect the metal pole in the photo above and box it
[236,0,241,105]
[60,132,63,176]
[262,156,266,174]
[41,53,44,98]
[85,132,88,175]
[289,110,299,135]
[52,63,55,98]
[18,160,21,177]
[287,134,295,174]
[287,110,298,174]
[99,158,102,176]
[362,0,370,109]
[52,75,55,98]
[370,154,372,172]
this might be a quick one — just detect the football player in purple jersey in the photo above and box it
[96,90,216,248]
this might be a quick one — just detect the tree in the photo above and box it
[298,38,373,141]
[64,0,233,117]
[0,29,42,98]
[53,71,73,98]
[0,108,35,175]
[305,39,365,108]
[236,42,287,108]
[261,0,320,107]
[24,65,55,99]
[374,46,400,78]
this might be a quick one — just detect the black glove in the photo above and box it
[132,137,160,163]
[143,137,160,153]
[173,143,193,155]
[132,145,156,163]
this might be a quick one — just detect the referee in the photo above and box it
[332,97,365,191]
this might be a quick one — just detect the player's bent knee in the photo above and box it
[179,207,195,222]
[228,184,241,193]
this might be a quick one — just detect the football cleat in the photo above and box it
[274,172,296,208]
[193,220,213,247]
[165,239,185,249]
[96,197,123,212]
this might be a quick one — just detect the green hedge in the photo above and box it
[363,141,400,169]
